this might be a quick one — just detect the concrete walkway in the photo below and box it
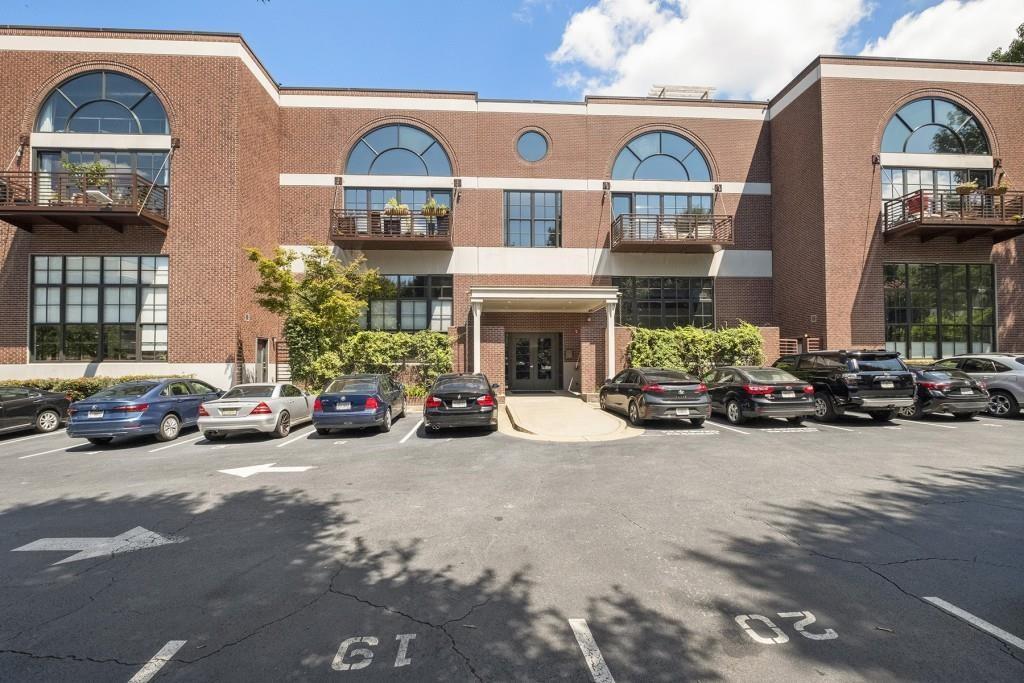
[502,393,642,442]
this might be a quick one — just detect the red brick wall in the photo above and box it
[716,277,774,327]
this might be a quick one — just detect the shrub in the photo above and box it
[0,374,190,401]
[625,323,764,377]
[338,330,453,392]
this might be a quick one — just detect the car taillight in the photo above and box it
[802,385,815,394]
[314,397,323,412]
[841,373,859,386]
[696,383,708,394]
[250,401,272,415]
[425,396,442,408]
[641,384,664,393]
[977,381,987,390]
[477,394,495,407]
[112,403,149,412]
[198,404,209,417]
[743,385,775,395]
[365,397,379,409]
[68,407,79,415]
[919,381,951,392]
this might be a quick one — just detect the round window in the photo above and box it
[516,131,548,162]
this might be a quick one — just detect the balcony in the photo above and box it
[0,171,168,232]
[882,189,1024,243]
[610,213,734,252]
[329,209,453,250]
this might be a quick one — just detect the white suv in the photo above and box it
[932,354,1024,417]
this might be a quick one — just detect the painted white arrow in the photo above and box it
[218,463,315,478]
[12,526,184,565]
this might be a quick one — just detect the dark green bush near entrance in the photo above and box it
[339,330,453,393]
[0,375,189,402]
[626,323,764,377]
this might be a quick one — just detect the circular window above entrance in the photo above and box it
[516,131,548,162]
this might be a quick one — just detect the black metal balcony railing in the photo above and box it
[882,188,1024,243]
[329,208,453,250]
[611,212,734,252]
[0,170,168,231]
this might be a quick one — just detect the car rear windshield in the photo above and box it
[325,378,378,394]
[92,382,158,398]
[222,385,275,399]
[743,369,802,383]
[852,356,906,372]
[643,371,697,384]
[433,378,488,393]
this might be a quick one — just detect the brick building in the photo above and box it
[1,27,1021,396]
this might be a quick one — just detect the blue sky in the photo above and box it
[3,1,1017,101]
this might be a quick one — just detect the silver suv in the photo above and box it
[932,354,1024,417]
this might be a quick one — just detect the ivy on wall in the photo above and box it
[626,323,765,377]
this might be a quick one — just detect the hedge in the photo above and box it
[339,330,453,392]
[0,375,191,402]
[626,323,764,377]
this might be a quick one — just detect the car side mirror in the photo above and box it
[604,378,613,385]
[491,383,500,390]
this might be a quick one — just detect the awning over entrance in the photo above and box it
[468,286,620,378]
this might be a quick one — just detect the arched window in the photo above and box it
[611,131,711,181]
[36,71,169,135]
[881,98,989,155]
[345,124,452,176]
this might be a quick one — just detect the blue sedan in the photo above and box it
[67,378,222,445]
[312,374,406,434]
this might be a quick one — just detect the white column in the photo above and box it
[471,301,483,373]
[605,301,617,381]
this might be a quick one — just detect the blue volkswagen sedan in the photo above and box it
[67,378,221,445]
[312,374,406,435]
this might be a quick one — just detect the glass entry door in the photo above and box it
[506,333,561,391]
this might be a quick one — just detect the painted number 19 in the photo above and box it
[735,611,838,644]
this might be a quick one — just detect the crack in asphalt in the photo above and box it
[2,574,118,643]
[0,649,139,668]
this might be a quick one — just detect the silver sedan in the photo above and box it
[199,383,312,440]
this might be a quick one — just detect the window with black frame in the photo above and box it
[363,274,453,332]
[613,276,714,329]
[884,263,995,359]
[504,191,561,247]
[30,255,169,362]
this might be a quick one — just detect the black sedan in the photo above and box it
[423,373,500,432]
[899,367,989,420]
[0,385,70,435]
[706,366,815,425]
[599,367,710,426]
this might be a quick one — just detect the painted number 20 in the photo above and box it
[735,611,838,644]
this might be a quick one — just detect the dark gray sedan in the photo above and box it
[599,367,710,427]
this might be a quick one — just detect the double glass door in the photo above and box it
[506,333,561,391]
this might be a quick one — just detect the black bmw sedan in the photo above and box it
[706,366,815,425]
[423,373,500,432]
[599,368,710,426]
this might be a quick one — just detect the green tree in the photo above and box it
[246,245,383,388]
[990,22,1024,62]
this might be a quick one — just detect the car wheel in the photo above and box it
[379,408,393,433]
[725,399,745,425]
[897,400,922,419]
[952,412,978,420]
[272,411,291,438]
[87,437,112,446]
[812,393,837,422]
[690,417,706,427]
[204,431,225,441]
[987,391,1019,417]
[627,401,644,426]
[34,409,61,433]
[869,410,897,422]
[315,427,332,436]
[787,416,805,426]
[155,414,181,442]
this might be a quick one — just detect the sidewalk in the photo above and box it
[502,393,642,442]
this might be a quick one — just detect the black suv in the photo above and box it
[774,350,916,422]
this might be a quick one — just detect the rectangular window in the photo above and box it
[364,274,453,332]
[884,262,994,359]
[612,192,715,217]
[29,255,169,362]
[880,167,991,200]
[504,191,561,247]
[613,276,715,329]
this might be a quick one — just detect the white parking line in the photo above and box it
[761,427,819,433]
[333,440,349,445]
[276,426,313,448]
[712,422,749,435]
[0,431,67,446]
[883,426,903,430]
[148,434,205,453]
[400,419,423,444]
[924,597,1024,652]
[18,446,73,460]
[129,639,187,683]
[816,423,856,432]
[894,419,957,430]
[569,619,615,683]
[982,423,1003,428]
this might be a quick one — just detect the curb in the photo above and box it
[504,401,536,435]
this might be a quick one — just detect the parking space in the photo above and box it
[1,409,1023,680]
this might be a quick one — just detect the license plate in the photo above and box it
[880,381,894,389]
[222,408,238,416]
[675,407,689,416]
[781,390,796,399]
[336,402,351,411]
[452,400,467,408]
[960,388,972,395]
[87,410,103,419]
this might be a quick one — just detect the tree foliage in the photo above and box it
[340,330,453,391]
[990,22,1024,62]
[626,323,765,377]
[246,246,383,387]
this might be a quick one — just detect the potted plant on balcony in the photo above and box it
[955,179,979,195]
[382,196,410,234]
[61,160,108,205]
[984,179,1009,196]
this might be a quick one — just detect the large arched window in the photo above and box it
[881,98,989,155]
[345,124,452,176]
[36,71,169,135]
[611,131,711,181]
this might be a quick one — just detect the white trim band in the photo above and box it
[879,153,993,169]
[31,132,172,151]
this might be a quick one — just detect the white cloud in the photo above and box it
[860,0,1020,61]
[549,0,870,99]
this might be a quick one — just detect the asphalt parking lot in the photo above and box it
[1,408,1022,681]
